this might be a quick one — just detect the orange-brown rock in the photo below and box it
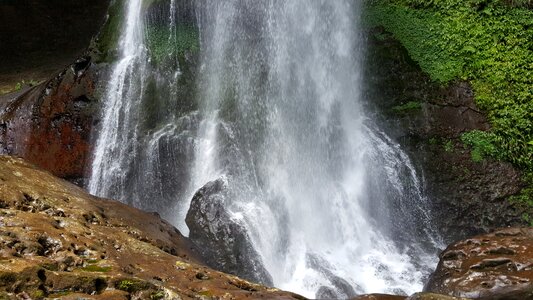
[0,155,305,299]
[425,227,533,299]
[0,58,97,183]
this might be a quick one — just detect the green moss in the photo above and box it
[391,101,422,113]
[96,0,125,62]
[41,263,59,271]
[151,290,166,300]
[198,290,215,297]
[146,25,199,66]
[116,279,150,293]
[47,291,72,297]
[365,0,533,202]
[30,290,45,299]
[81,265,112,272]
[443,140,454,153]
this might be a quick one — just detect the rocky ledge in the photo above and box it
[0,155,531,299]
[0,156,303,299]
[425,227,533,299]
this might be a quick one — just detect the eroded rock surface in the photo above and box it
[0,156,303,299]
[185,177,273,286]
[0,57,101,184]
[425,227,533,299]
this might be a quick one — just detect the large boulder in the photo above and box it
[0,155,303,299]
[425,227,533,299]
[0,57,100,184]
[185,177,273,286]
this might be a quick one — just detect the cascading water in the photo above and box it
[89,0,198,221]
[89,0,443,298]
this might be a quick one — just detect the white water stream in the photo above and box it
[89,0,443,297]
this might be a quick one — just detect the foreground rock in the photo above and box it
[0,156,303,299]
[185,177,273,286]
[425,227,533,299]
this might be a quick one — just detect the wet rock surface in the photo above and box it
[0,156,303,299]
[0,58,100,184]
[185,177,274,286]
[351,293,469,300]
[425,227,533,299]
[364,28,531,242]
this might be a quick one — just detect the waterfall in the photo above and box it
[89,0,198,222]
[88,0,147,200]
[89,0,442,297]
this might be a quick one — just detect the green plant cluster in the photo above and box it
[461,130,499,162]
[145,25,199,65]
[81,264,112,272]
[116,279,149,292]
[366,0,533,175]
[391,101,422,113]
[13,79,40,91]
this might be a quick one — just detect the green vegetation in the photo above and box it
[366,0,533,204]
[95,0,125,62]
[461,130,499,162]
[151,290,166,300]
[116,279,150,293]
[391,101,422,113]
[29,290,44,299]
[444,140,455,153]
[145,25,199,65]
[81,265,112,272]
[0,79,43,94]
[15,79,39,90]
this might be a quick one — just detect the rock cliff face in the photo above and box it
[0,57,100,184]
[364,28,531,242]
[0,156,304,299]
[0,0,114,184]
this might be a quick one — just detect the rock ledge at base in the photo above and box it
[425,227,533,299]
[0,156,303,300]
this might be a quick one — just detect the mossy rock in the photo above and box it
[94,0,125,62]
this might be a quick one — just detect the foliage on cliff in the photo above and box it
[365,0,533,200]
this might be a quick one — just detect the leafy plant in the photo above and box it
[443,140,454,153]
[365,0,533,178]
[461,130,499,162]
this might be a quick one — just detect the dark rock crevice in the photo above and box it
[0,0,111,93]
